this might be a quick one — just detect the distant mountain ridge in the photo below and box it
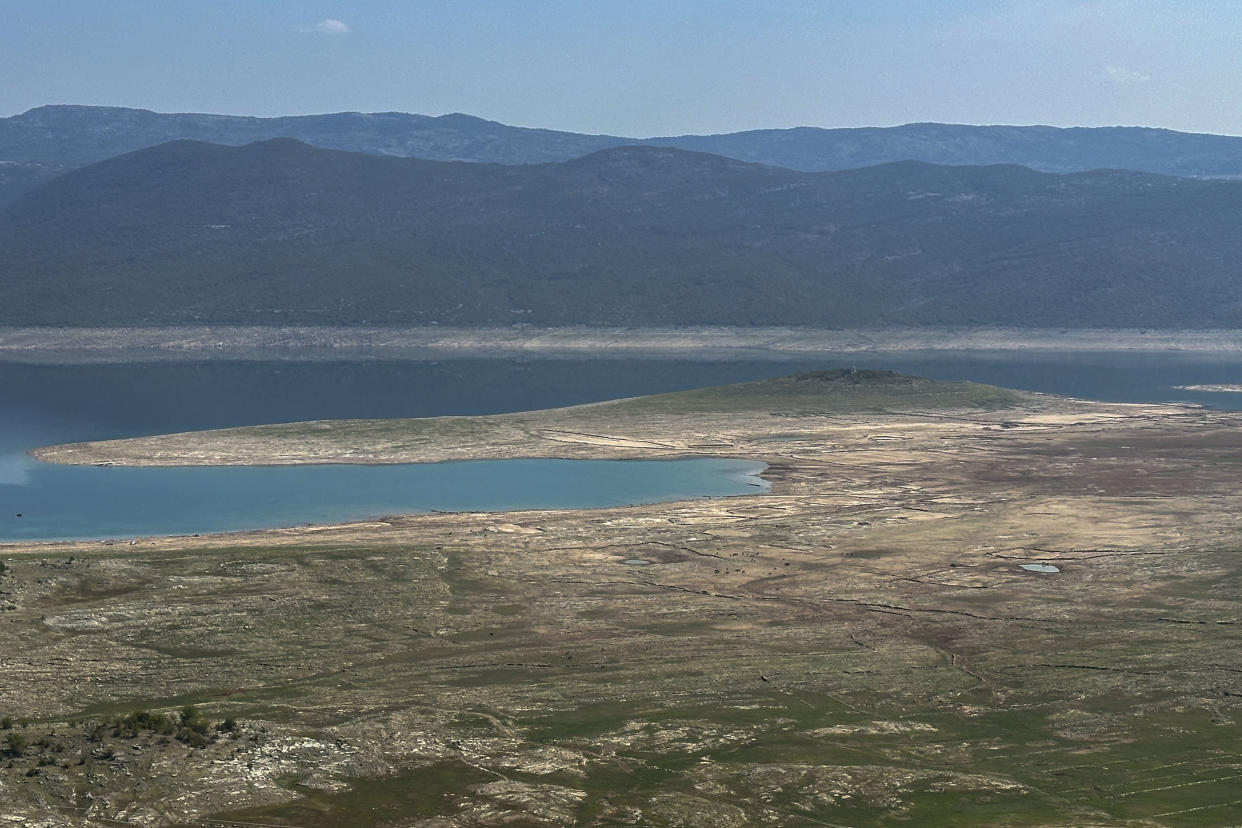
[4,138,1241,329]
[0,105,620,166]
[5,104,1242,204]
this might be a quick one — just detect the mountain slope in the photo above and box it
[3,139,1242,328]
[5,105,1242,206]
[657,122,1242,177]
[0,105,624,167]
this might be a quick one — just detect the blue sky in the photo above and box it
[3,1,1239,136]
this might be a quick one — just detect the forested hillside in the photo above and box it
[3,138,1241,328]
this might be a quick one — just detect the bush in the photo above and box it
[177,728,209,749]
[179,705,210,735]
[4,732,27,757]
[0,715,13,730]
[113,709,176,738]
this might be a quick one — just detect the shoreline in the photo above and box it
[7,325,1242,362]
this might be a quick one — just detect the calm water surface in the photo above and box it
[0,457,767,542]
[3,351,1240,541]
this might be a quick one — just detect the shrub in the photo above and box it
[177,728,209,749]
[179,705,210,736]
[0,715,13,730]
[114,709,177,738]
[4,732,27,757]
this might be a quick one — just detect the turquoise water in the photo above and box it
[0,457,767,542]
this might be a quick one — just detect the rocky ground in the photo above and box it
[5,372,1242,826]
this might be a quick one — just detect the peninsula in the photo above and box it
[5,370,1242,826]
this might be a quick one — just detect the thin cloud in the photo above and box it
[297,19,352,35]
[1101,64,1151,84]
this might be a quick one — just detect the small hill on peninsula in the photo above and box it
[602,370,1028,414]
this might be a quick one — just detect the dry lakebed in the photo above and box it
[3,369,1242,826]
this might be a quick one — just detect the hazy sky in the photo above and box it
[3,0,1239,136]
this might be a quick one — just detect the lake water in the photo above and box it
[0,457,767,542]
[3,350,1241,542]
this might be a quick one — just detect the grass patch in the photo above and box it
[601,370,1028,415]
[209,762,496,827]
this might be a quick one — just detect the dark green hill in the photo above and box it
[6,105,1242,205]
[4,139,1242,328]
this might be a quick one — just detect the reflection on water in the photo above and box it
[0,455,33,487]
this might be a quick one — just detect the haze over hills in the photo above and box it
[0,105,618,166]
[4,138,1242,329]
[5,104,1242,205]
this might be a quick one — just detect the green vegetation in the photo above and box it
[4,732,26,757]
[111,709,173,737]
[609,369,1026,414]
[102,705,220,748]
[217,762,498,827]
